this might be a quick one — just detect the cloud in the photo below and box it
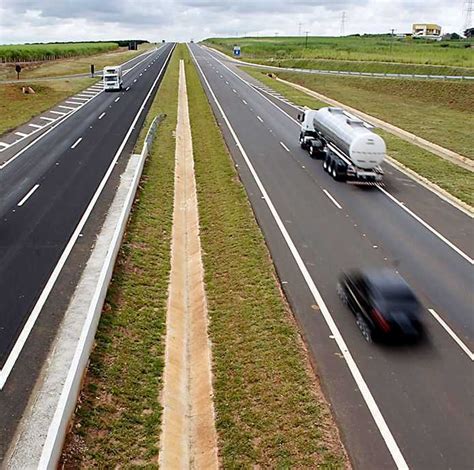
[0,0,464,44]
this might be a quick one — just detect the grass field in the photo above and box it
[241,68,474,207]
[0,78,96,136]
[205,36,474,69]
[0,43,154,80]
[0,42,118,63]
[243,66,474,159]
[61,44,348,467]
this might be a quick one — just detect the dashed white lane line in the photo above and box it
[98,112,106,120]
[256,115,263,123]
[225,81,229,84]
[134,79,137,82]
[18,184,40,207]
[280,141,290,152]
[232,88,237,93]
[50,110,66,115]
[428,309,474,361]
[58,105,75,110]
[114,97,120,102]
[15,132,29,137]
[71,137,82,149]
[28,123,43,129]
[140,73,143,76]
[323,189,343,209]
[126,86,130,91]
[242,99,247,105]
[40,117,55,122]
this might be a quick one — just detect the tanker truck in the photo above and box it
[298,107,386,183]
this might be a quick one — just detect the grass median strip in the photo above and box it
[242,67,473,207]
[60,47,179,467]
[184,45,348,466]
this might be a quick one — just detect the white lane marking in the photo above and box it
[65,101,82,106]
[378,187,473,265]
[204,47,474,260]
[190,44,409,470]
[428,309,474,360]
[15,132,29,137]
[232,88,237,93]
[323,189,343,209]
[78,91,96,95]
[71,137,82,149]
[40,116,55,122]
[126,86,130,91]
[17,184,40,206]
[0,46,166,170]
[225,81,229,84]
[70,97,88,101]
[98,112,106,120]
[38,46,175,467]
[242,99,248,105]
[58,105,75,110]
[140,73,143,76]
[28,123,43,129]
[114,97,120,102]
[50,110,66,115]
[280,141,290,152]
[0,142,10,148]
[0,44,175,392]
[134,79,137,82]
[256,115,263,123]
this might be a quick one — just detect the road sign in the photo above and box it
[233,46,241,57]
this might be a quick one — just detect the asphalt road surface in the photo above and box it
[0,44,174,459]
[189,43,474,470]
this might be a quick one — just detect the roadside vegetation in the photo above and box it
[243,67,474,160]
[0,78,96,136]
[241,68,474,207]
[184,45,347,466]
[205,35,474,69]
[60,46,179,467]
[0,43,154,80]
[0,42,118,63]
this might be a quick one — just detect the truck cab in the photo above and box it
[103,66,123,91]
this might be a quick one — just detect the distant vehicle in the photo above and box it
[103,65,123,91]
[337,269,424,342]
[298,107,386,183]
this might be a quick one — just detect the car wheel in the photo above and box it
[337,282,348,305]
[323,158,328,171]
[309,145,314,157]
[332,165,338,179]
[356,313,372,343]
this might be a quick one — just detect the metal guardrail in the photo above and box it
[141,113,165,157]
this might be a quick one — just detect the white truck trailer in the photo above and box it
[103,65,123,91]
[298,107,386,183]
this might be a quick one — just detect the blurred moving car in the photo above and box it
[337,269,424,342]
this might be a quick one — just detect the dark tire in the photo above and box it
[309,145,315,158]
[356,313,372,343]
[337,282,348,305]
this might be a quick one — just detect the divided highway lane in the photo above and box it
[0,43,175,384]
[190,44,474,469]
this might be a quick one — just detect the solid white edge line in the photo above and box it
[189,43,409,470]
[323,189,342,209]
[98,112,106,120]
[280,141,290,152]
[0,46,166,170]
[377,187,473,265]
[38,46,174,468]
[17,184,40,206]
[71,137,82,149]
[203,46,474,264]
[0,44,175,391]
[428,309,474,361]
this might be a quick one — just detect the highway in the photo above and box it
[189,43,474,470]
[0,42,174,459]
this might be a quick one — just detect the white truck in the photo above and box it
[298,107,386,183]
[103,65,123,91]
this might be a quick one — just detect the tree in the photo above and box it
[464,28,474,38]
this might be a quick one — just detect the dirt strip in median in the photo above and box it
[159,59,218,468]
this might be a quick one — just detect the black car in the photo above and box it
[337,269,424,342]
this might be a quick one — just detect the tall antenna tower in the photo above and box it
[340,11,346,36]
[464,0,473,31]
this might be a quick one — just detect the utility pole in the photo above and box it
[298,22,303,36]
[464,0,473,32]
[340,11,346,36]
[390,28,395,55]
[304,31,310,48]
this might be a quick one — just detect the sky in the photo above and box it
[0,0,467,44]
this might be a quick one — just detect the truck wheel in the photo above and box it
[309,145,314,158]
[332,165,339,180]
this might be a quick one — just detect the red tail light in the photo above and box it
[372,308,391,332]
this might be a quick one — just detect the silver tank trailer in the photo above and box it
[313,107,386,170]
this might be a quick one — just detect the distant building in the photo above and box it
[412,23,442,37]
